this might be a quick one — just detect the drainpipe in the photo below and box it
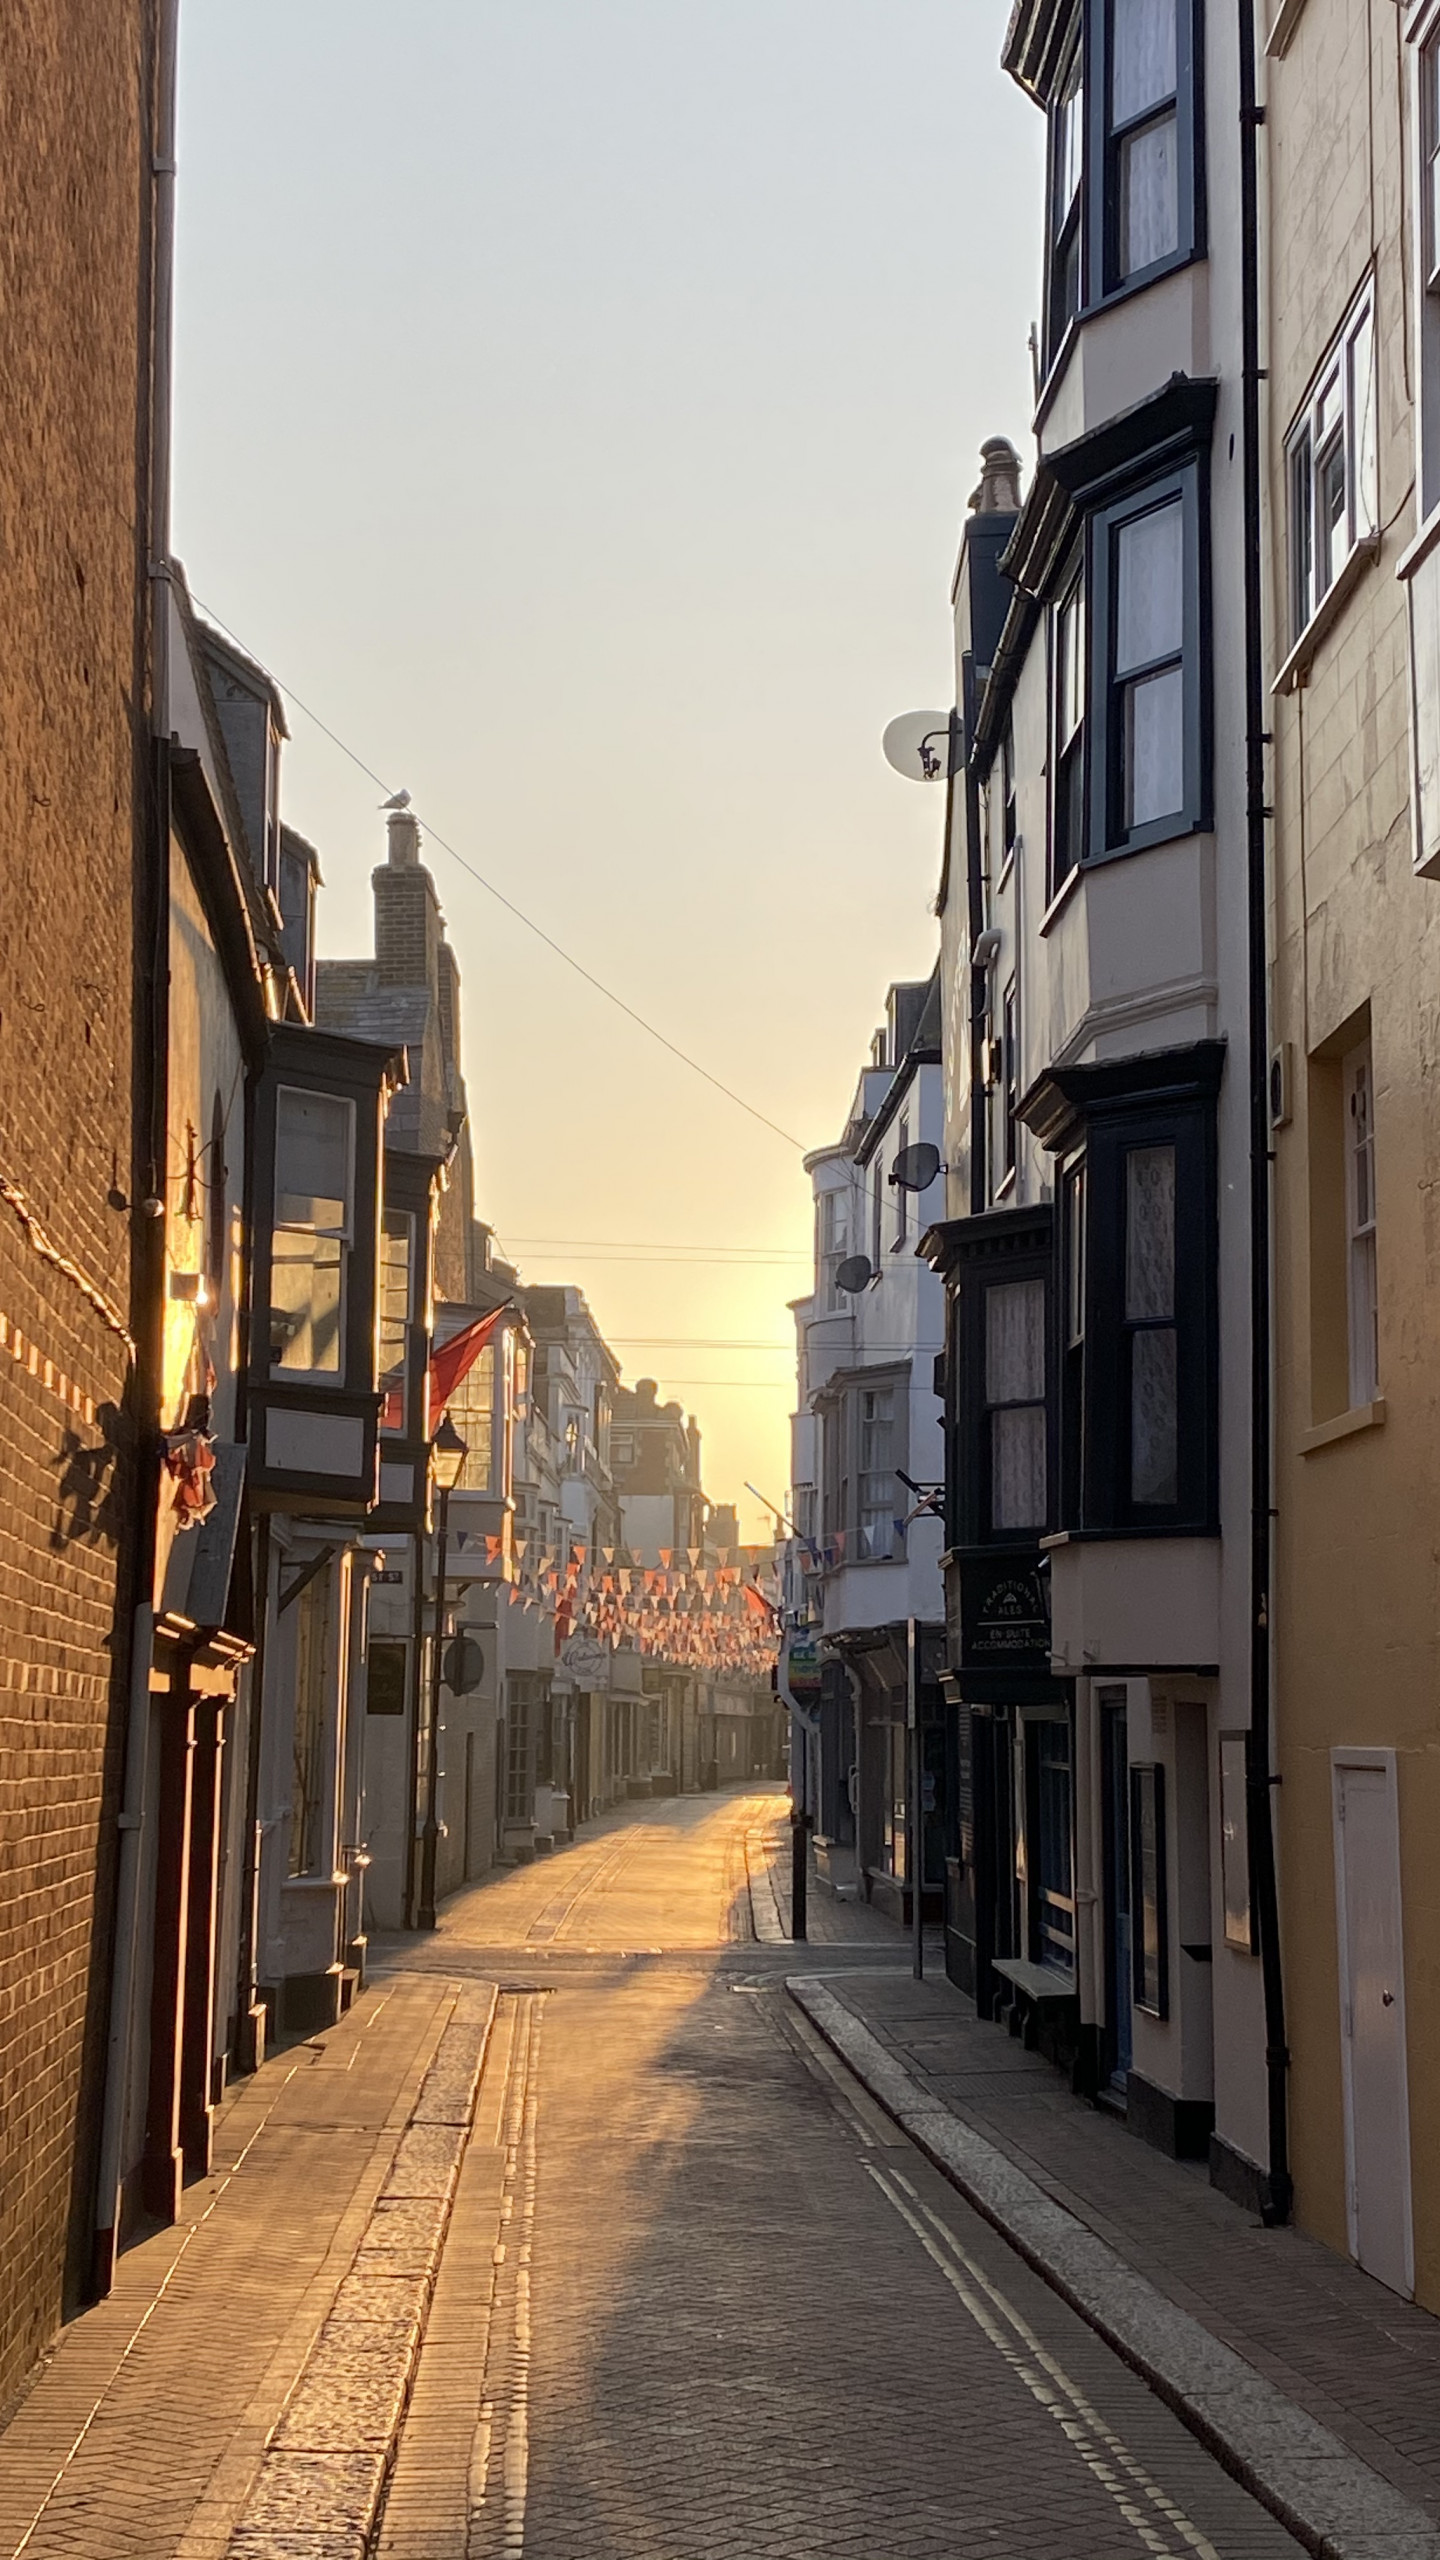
[93,0,181,2291]
[1238,0,1291,2227]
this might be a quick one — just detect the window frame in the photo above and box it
[1285,276,1379,645]
[268,1085,356,1385]
[1343,1037,1379,1407]
[1026,1710,1078,1975]
[1065,1090,1218,1535]
[1130,1761,1169,2016]
[378,1208,415,1437]
[1049,559,1088,898]
[1086,456,1210,863]
[1041,0,1203,375]
[1092,0,1201,301]
[948,1210,1056,1551]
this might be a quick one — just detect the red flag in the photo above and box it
[428,1306,505,1417]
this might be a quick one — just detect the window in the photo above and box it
[447,1340,497,1491]
[1051,571,1086,892]
[893,1115,910,1250]
[1414,37,1424,293]
[1001,720,1018,865]
[984,1277,1047,1531]
[378,1211,413,1434]
[366,1638,407,1717]
[1002,981,1020,1180]
[610,1431,635,1470]
[858,1386,896,1557]
[1041,0,1200,367]
[1125,1143,1178,1505]
[1049,34,1085,350]
[205,1092,228,1309]
[1130,1763,1168,2015]
[1043,1050,1220,1534]
[1286,282,1378,642]
[1090,463,1206,858]
[288,1564,332,1876]
[1027,1716,1076,1972]
[1107,0,1179,282]
[820,1188,848,1308]
[1344,1039,1379,1405]
[270,1088,353,1375]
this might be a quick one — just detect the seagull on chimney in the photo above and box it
[379,788,411,811]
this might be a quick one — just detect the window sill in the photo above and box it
[1298,1397,1386,1455]
[1273,536,1380,695]
[1041,1523,1220,1545]
[1039,863,1082,936]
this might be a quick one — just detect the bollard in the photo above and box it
[790,1811,808,1942]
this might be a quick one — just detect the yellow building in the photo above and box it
[1266,0,1440,2303]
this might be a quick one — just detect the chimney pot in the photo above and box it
[387,810,421,867]
[972,436,1023,516]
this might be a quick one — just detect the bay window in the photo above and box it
[1286,280,1378,642]
[1024,1045,1221,1536]
[1034,0,1200,369]
[859,1386,896,1557]
[270,1088,353,1376]
[986,1277,1047,1531]
[945,1207,1054,1550]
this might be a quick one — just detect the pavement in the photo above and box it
[0,1786,1434,2559]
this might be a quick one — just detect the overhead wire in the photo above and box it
[189,594,806,1154]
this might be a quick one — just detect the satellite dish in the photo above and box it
[882,709,954,783]
[890,1141,944,1192]
[442,1633,485,1695]
[835,1254,874,1293]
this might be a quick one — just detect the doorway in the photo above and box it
[1100,1688,1132,2089]
[1332,1750,1413,2296]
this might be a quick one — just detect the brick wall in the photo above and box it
[0,0,154,2404]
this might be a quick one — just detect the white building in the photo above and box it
[788,976,947,1921]
[922,0,1282,2211]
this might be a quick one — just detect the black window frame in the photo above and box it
[1026,1710,1078,1975]
[1041,0,1204,375]
[948,1209,1056,1551]
[1068,1089,1218,1534]
[1130,1761,1169,2016]
[1091,0,1203,304]
[1086,454,1210,863]
[1049,555,1088,899]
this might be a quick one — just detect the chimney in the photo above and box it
[387,809,421,867]
[969,436,1023,516]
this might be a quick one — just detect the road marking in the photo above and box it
[469,1994,543,2558]
[865,2161,1223,2560]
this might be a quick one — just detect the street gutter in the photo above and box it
[787,1977,1440,2560]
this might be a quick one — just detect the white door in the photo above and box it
[1332,1751,1413,2297]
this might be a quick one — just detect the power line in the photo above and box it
[506,1235,810,1259]
[190,595,805,1154]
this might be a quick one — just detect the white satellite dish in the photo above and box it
[882,709,954,783]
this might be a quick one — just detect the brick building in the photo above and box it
[0,1,167,2401]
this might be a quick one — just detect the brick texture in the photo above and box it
[0,1,155,2406]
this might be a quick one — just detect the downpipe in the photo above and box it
[1238,0,1292,2227]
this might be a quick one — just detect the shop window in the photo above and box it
[366,1638,407,1717]
[288,1565,332,1876]
[1286,280,1378,643]
[1130,1762,1169,2015]
[1028,1715,1076,1972]
[269,1087,353,1376]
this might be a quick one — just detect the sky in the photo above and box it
[172,0,1044,1540]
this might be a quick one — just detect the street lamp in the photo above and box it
[418,1412,468,1930]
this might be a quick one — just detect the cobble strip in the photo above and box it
[224,1985,497,2560]
[466,1995,542,2559]
[790,1976,1440,2560]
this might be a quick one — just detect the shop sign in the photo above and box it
[958,1555,1050,1670]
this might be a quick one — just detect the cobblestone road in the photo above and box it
[375,1790,1308,2560]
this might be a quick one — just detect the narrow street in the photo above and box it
[368,1788,1304,2560]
